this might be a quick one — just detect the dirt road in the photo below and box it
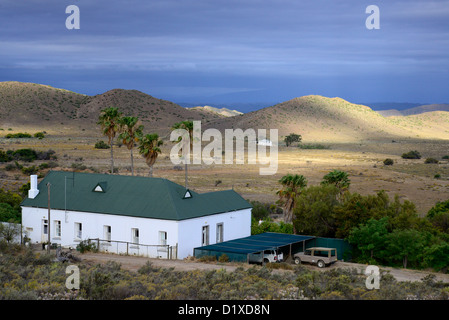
[79,252,449,283]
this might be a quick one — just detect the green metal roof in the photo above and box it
[21,171,252,221]
[194,232,315,255]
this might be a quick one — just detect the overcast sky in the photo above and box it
[1,0,448,107]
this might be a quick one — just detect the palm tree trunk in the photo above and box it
[110,140,114,174]
[149,165,153,177]
[130,148,134,176]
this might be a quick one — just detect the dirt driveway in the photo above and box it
[79,252,449,283]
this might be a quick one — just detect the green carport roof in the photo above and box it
[21,171,252,221]
[194,232,315,254]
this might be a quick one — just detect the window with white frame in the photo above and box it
[74,222,82,240]
[159,231,167,246]
[104,225,111,242]
[54,220,61,238]
[202,225,209,246]
[158,231,167,252]
[131,228,139,244]
[216,223,224,243]
[42,219,48,235]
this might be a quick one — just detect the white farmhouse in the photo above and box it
[256,139,273,146]
[21,171,252,259]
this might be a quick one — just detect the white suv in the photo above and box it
[248,249,284,264]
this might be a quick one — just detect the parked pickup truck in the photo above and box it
[293,247,337,268]
[248,249,283,264]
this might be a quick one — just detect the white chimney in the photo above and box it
[28,175,39,199]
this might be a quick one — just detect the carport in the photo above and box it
[193,232,315,263]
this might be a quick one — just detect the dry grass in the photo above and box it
[1,130,448,217]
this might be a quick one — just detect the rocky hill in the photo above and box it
[0,81,223,136]
[203,95,449,142]
[1,82,448,142]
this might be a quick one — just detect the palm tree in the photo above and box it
[97,107,122,174]
[276,174,308,224]
[118,116,143,176]
[321,169,350,198]
[138,133,163,177]
[171,120,194,189]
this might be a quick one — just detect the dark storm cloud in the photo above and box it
[0,0,448,102]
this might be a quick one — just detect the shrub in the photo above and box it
[71,163,87,171]
[11,149,37,162]
[21,165,38,175]
[218,254,229,263]
[401,150,421,159]
[33,132,45,139]
[95,140,110,149]
[425,157,439,164]
[198,255,217,262]
[383,158,394,166]
[442,155,449,160]
[298,143,330,149]
[76,239,98,253]
[36,149,56,161]
[5,132,32,139]
[0,150,12,163]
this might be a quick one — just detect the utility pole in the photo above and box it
[47,182,51,253]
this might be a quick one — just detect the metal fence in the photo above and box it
[88,238,177,259]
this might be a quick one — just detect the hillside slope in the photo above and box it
[0,82,223,136]
[1,82,448,142]
[205,95,449,142]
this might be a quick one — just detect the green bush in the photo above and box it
[383,158,394,165]
[21,165,38,175]
[95,140,110,149]
[0,150,12,163]
[76,239,98,253]
[5,132,32,139]
[33,132,45,139]
[11,149,37,162]
[425,157,439,164]
[401,150,421,159]
[298,143,330,149]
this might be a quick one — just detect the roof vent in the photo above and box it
[93,182,107,193]
[183,189,192,199]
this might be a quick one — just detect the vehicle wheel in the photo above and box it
[294,257,301,265]
[263,258,269,265]
[317,260,325,268]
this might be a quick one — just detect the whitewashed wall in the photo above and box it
[21,206,251,259]
[177,208,252,259]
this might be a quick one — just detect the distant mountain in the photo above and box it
[1,82,448,142]
[187,105,243,117]
[378,104,449,117]
[177,101,274,113]
[363,102,424,111]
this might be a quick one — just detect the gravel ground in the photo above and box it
[78,252,449,283]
